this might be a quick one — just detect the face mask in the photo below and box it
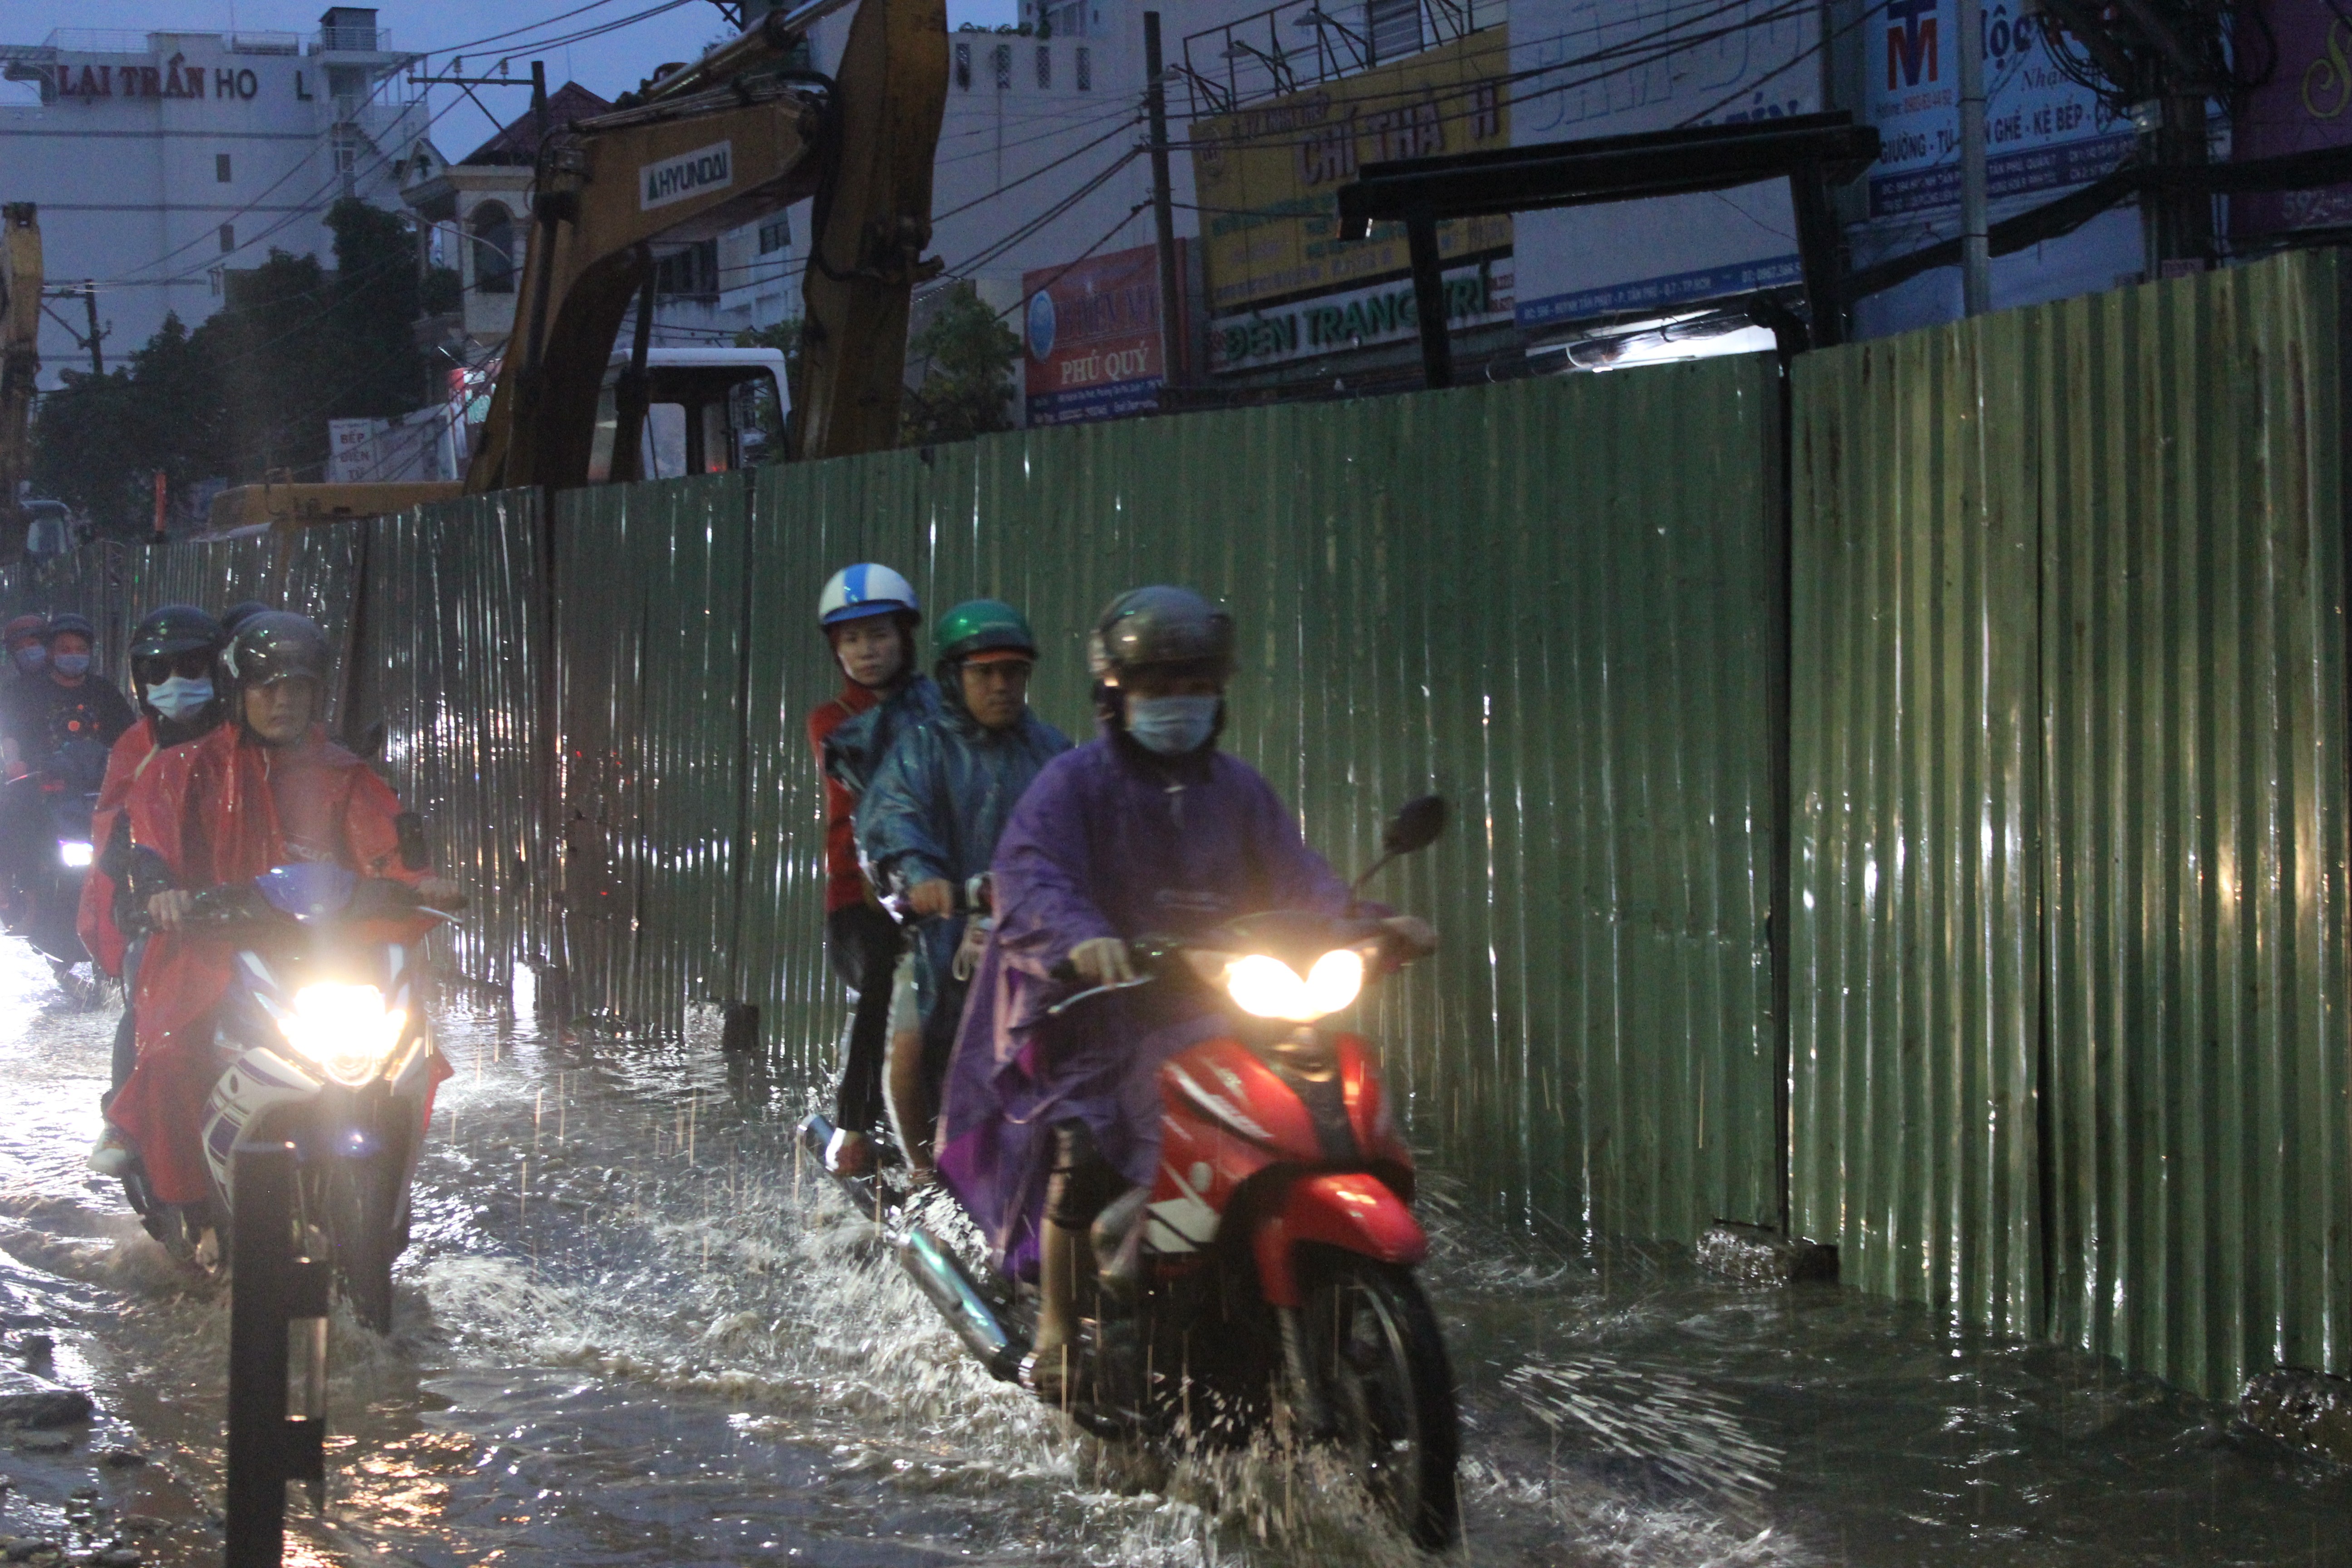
[10,647,43,676]
[1125,694,1220,756]
[50,653,90,679]
[145,674,214,723]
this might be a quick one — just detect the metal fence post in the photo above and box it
[225,1141,328,1568]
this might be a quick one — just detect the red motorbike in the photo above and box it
[804,795,1458,1548]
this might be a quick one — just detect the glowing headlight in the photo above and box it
[58,841,93,868]
[1223,949,1364,1023]
[275,983,408,1088]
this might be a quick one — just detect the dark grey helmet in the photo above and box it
[1089,586,1234,682]
[130,603,226,662]
[222,611,330,689]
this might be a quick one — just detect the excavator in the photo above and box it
[0,204,39,561]
[209,0,946,529]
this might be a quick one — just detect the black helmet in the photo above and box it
[43,612,97,646]
[222,612,330,690]
[1089,586,1234,683]
[220,600,271,634]
[131,603,226,662]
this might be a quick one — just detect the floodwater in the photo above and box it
[0,939,2346,1567]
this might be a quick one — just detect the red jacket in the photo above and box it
[77,716,166,977]
[806,681,880,914]
[109,724,425,1205]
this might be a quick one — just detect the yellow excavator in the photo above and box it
[0,204,39,562]
[210,0,946,529]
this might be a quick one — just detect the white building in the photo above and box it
[0,8,426,391]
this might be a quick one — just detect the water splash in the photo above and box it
[1504,1358,1782,1500]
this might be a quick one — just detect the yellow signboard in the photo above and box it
[1192,29,1513,314]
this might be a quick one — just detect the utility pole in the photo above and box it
[1955,0,1990,316]
[1142,13,1186,390]
[80,283,104,374]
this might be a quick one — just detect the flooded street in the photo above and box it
[0,939,2346,1568]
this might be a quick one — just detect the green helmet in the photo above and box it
[934,599,1038,666]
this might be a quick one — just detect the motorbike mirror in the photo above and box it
[1382,794,1447,857]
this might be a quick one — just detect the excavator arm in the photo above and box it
[0,204,39,562]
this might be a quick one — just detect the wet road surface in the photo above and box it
[0,939,2346,1566]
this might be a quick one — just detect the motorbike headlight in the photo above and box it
[276,983,408,1088]
[1224,949,1364,1023]
[58,841,93,868]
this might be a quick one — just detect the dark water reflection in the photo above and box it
[0,942,2342,1566]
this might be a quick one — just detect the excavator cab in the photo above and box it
[587,347,789,481]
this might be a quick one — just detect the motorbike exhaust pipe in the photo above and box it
[897,1225,1023,1383]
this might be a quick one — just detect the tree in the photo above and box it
[899,283,1019,447]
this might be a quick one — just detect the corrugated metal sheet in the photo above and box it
[733,360,1786,1244]
[1790,249,2352,1393]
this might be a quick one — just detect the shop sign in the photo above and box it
[1207,258,1514,373]
[1511,0,1818,330]
[1191,30,1512,315]
[1859,0,2129,219]
[47,53,262,102]
[1021,242,1178,426]
[2231,9,2352,237]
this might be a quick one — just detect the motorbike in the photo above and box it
[801,794,1459,1548]
[122,855,452,1332]
[1,737,108,1004]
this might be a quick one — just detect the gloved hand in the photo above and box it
[1068,936,1135,985]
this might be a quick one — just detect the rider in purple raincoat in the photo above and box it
[936,586,1355,1399]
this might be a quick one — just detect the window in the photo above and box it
[653,239,720,300]
[216,152,232,182]
[471,201,515,293]
[955,41,970,90]
[1036,45,1051,88]
[758,217,790,255]
[217,223,235,254]
[1076,46,1091,91]
[994,43,1011,90]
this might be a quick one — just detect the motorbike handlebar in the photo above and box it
[123,877,463,937]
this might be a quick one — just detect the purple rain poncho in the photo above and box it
[936,731,1352,1278]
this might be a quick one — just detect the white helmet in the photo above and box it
[818,564,920,628]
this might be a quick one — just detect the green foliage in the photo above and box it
[899,283,1020,448]
[29,197,435,534]
[419,264,463,317]
[734,317,800,462]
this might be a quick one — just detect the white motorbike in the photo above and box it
[123,862,451,1331]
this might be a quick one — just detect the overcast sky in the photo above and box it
[3,0,1019,158]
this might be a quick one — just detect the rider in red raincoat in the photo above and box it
[105,613,433,1211]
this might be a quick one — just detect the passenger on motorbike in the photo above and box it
[1,614,46,725]
[83,605,231,1177]
[0,614,135,922]
[935,586,1428,1401]
[806,564,938,1178]
[104,612,445,1236]
[857,600,1070,1178]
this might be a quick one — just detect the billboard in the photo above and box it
[1509,0,1817,329]
[2231,8,2352,238]
[1190,30,1513,314]
[1859,0,2129,221]
[1207,258,1514,374]
[1021,243,1176,426]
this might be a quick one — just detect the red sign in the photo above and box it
[2233,10,2352,238]
[1020,243,1179,426]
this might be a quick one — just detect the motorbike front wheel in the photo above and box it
[1301,1257,1460,1550]
[318,1154,405,1333]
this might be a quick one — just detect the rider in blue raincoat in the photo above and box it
[857,599,1069,1173]
[936,586,1372,1401]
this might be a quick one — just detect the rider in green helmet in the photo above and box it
[856,598,1072,1177]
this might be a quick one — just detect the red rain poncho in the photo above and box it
[76,716,168,978]
[108,723,428,1205]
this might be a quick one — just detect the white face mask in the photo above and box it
[145,674,215,722]
[1125,694,1220,755]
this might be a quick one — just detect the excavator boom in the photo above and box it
[0,204,40,561]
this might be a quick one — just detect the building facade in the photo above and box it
[0,8,424,391]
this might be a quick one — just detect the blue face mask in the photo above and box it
[11,646,43,676]
[145,674,214,723]
[1125,693,1220,756]
[50,653,90,679]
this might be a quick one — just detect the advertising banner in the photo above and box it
[1509,0,1816,330]
[1190,30,1513,314]
[1859,0,2129,221]
[1022,242,1175,426]
[2231,8,2352,238]
[1207,258,1514,374]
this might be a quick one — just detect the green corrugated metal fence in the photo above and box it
[726,361,1787,1245]
[1791,248,2352,1394]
